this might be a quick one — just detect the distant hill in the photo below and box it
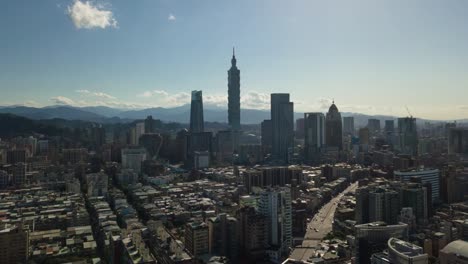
[0,106,114,123]
[0,104,464,126]
[0,113,64,138]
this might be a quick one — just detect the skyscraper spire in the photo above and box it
[231,46,237,66]
[228,47,240,131]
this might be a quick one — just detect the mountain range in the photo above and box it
[0,104,464,127]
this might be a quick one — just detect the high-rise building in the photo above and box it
[355,187,370,224]
[135,122,145,143]
[397,117,418,156]
[400,183,428,224]
[385,120,395,133]
[0,224,29,264]
[208,213,239,260]
[185,221,209,257]
[384,120,396,145]
[343,116,355,136]
[441,166,468,203]
[144,116,156,133]
[271,94,294,163]
[7,149,27,164]
[395,169,440,202]
[258,187,292,262]
[91,125,106,150]
[368,188,400,224]
[238,206,267,262]
[215,130,235,163]
[357,186,400,225]
[261,119,273,156]
[190,90,204,133]
[359,127,370,146]
[368,119,381,135]
[86,172,108,197]
[304,112,325,164]
[325,102,343,150]
[228,48,241,131]
[121,147,147,174]
[295,118,305,139]
[448,128,468,155]
[138,133,163,159]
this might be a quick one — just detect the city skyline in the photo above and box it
[3,0,468,120]
[3,2,468,263]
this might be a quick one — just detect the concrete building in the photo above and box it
[135,122,145,144]
[397,117,418,156]
[448,128,468,155]
[261,119,273,156]
[121,147,147,174]
[86,172,108,197]
[400,183,428,224]
[238,206,267,262]
[190,90,204,133]
[208,213,239,259]
[368,119,381,135]
[271,93,294,163]
[295,118,305,139]
[62,148,87,164]
[387,238,429,264]
[395,168,440,202]
[243,166,304,193]
[194,151,210,169]
[0,225,29,264]
[258,187,292,262]
[185,221,209,257]
[304,112,325,165]
[343,116,355,136]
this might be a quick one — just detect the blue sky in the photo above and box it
[1,0,468,119]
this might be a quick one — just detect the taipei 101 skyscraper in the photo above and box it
[228,47,241,131]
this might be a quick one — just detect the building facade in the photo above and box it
[228,48,241,131]
[190,90,204,133]
[271,94,294,163]
[325,102,343,150]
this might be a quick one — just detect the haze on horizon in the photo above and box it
[2,0,468,120]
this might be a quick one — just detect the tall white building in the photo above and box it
[121,147,147,174]
[258,187,292,262]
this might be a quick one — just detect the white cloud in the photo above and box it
[205,95,228,107]
[137,90,190,107]
[168,14,176,21]
[50,96,77,106]
[76,89,116,99]
[241,91,270,110]
[67,0,117,29]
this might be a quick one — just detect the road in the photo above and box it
[289,182,358,261]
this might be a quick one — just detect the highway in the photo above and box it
[289,182,358,261]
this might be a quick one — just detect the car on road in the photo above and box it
[314,228,319,232]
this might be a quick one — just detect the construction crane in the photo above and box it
[405,106,413,118]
